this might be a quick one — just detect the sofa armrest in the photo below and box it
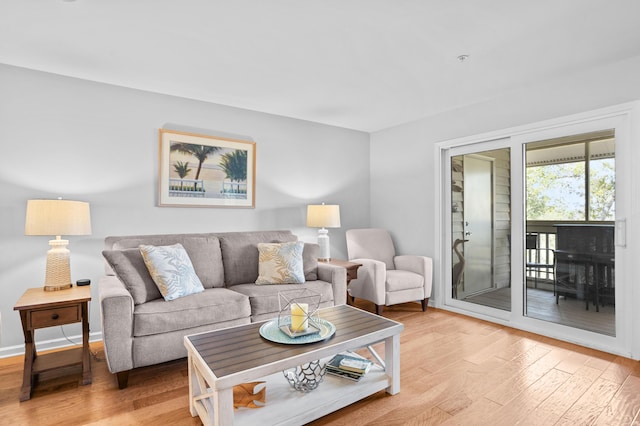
[98,275,135,374]
[317,262,347,306]
[394,255,433,297]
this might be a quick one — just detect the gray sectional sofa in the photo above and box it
[98,230,347,388]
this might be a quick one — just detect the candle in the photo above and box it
[290,303,308,332]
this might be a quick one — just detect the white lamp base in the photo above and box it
[44,238,73,291]
[317,228,331,262]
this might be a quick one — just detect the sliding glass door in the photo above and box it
[524,131,616,335]
[448,142,511,314]
[438,104,634,357]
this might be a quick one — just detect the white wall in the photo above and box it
[0,64,370,355]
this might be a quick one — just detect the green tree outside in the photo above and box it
[589,160,615,220]
[526,159,614,221]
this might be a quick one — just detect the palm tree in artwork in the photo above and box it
[220,150,247,193]
[173,161,191,190]
[170,143,220,190]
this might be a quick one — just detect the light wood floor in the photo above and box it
[1,300,639,425]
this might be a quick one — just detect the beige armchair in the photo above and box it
[346,228,432,315]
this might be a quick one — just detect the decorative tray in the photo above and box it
[259,318,336,345]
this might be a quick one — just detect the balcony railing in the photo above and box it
[526,228,556,284]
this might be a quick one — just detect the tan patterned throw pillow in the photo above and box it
[255,241,305,284]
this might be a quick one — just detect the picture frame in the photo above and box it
[158,129,256,207]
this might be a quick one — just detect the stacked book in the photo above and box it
[325,353,373,381]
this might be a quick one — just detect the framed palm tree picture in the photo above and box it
[158,129,256,207]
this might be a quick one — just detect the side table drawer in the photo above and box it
[29,305,80,329]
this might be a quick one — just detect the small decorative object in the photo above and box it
[452,238,469,299]
[233,381,266,409]
[290,302,308,332]
[306,203,341,261]
[259,317,336,344]
[325,353,374,382]
[283,360,326,392]
[278,289,321,337]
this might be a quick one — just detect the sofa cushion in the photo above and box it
[179,237,224,289]
[139,243,205,301]
[219,231,297,286]
[231,280,334,319]
[132,288,251,337]
[102,248,162,304]
[111,235,224,289]
[131,317,251,369]
[256,241,305,284]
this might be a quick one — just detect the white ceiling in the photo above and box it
[2,0,640,132]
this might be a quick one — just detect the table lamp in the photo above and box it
[25,199,92,291]
[306,203,341,261]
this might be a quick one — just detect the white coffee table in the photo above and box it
[184,304,403,426]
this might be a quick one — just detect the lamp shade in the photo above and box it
[306,204,341,228]
[25,199,92,236]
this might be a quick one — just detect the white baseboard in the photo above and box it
[0,331,103,359]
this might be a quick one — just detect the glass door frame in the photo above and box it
[434,102,638,359]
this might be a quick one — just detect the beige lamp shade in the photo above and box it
[25,199,92,291]
[25,199,92,236]
[306,204,341,228]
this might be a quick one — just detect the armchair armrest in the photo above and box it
[349,258,387,305]
[98,275,135,374]
[317,262,347,305]
[394,255,433,297]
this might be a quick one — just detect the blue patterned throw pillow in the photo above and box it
[139,243,205,301]
[255,241,305,284]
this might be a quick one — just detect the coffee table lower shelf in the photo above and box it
[193,364,390,426]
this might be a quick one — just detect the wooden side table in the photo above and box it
[13,286,92,401]
[322,259,362,303]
